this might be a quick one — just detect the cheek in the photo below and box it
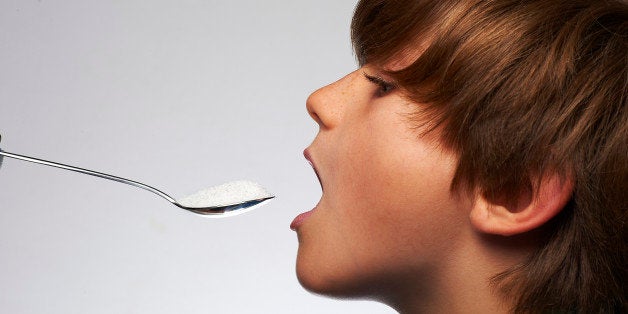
[339,113,455,209]
[338,115,463,255]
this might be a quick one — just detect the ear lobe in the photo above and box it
[469,174,574,236]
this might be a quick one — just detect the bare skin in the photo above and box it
[293,63,537,313]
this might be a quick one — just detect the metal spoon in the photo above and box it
[0,148,274,216]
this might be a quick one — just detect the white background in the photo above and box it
[0,1,395,313]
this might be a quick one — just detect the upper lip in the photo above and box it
[303,149,323,192]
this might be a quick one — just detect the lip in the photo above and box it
[290,149,322,231]
[290,207,316,231]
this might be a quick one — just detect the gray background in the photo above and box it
[0,1,394,313]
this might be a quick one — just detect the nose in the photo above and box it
[306,71,358,130]
[306,84,336,130]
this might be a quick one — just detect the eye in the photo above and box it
[364,73,397,96]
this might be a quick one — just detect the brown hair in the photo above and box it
[352,0,627,312]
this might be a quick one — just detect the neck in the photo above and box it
[381,228,533,313]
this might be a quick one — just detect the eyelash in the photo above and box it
[364,73,397,96]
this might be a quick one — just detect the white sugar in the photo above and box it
[177,180,273,208]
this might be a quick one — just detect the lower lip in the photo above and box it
[290,208,315,231]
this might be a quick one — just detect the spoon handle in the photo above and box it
[0,149,177,203]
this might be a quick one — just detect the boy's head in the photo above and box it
[351,0,627,311]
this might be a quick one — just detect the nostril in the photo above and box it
[308,110,323,126]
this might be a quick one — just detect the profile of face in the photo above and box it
[291,64,473,300]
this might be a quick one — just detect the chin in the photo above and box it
[295,252,342,296]
[295,252,386,299]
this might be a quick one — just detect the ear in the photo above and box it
[469,174,573,236]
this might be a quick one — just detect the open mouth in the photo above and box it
[303,149,323,192]
[291,149,323,231]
